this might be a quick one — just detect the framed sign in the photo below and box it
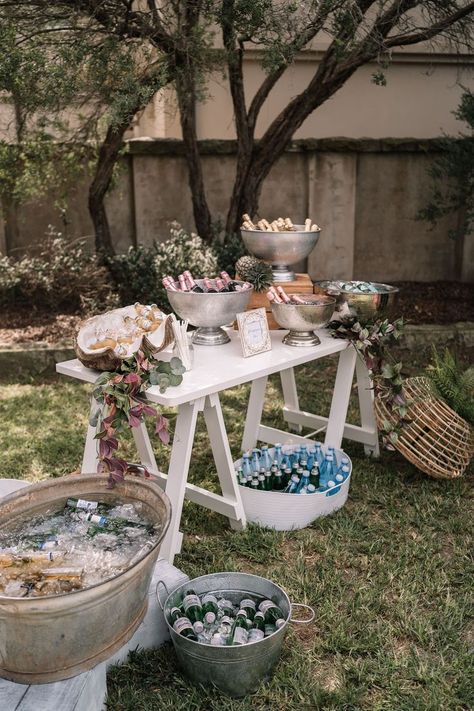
[236,308,272,357]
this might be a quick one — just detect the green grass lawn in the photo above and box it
[0,347,472,710]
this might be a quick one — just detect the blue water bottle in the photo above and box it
[260,445,272,471]
[274,443,283,467]
[242,453,253,478]
[251,449,261,473]
[315,442,324,467]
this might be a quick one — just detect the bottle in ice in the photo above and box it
[201,593,219,625]
[65,498,100,512]
[230,610,249,645]
[182,589,204,633]
[170,607,198,641]
[248,610,265,642]
[183,271,204,292]
[260,445,272,471]
[258,599,285,628]
[240,597,256,621]
[251,448,261,473]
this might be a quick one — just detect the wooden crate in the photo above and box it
[235,273,313,330]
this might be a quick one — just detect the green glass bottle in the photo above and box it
[248,611,265,642]
[309,464,320,488]
[258,599,286,629]
[201,593,219,625]
[240,597,256,621]
[282,467,292,487]
[264,470,273,491]
[272,469,284,490]
[217,599,234,617]
[257,474,266,491]
[169,607,198,641]
[230,610,249,645]
[182,589,204,631]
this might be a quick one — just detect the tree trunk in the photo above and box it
[88,122,131,256]
[176,73,213,242]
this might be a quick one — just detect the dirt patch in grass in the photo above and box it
[393,280,474,324]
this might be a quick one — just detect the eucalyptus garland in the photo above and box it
[90,350,185,486]
[329,317,408,448]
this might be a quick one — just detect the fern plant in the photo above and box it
[426,347,474,426]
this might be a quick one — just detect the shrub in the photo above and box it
[0,229,117,312]
[211,231,246,277]
[107,222,219,310]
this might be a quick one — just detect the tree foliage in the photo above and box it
[1,0,473,250]
[418,89,474,241]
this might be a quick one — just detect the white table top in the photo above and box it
[56,329,347,407]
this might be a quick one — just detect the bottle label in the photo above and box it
[259,600,278,614]
[183,594,201,612]
[201,593,218,606]
[240,598,256,610]
[233,627,248,645]
[173,617,194,635]
[75,499,98,511]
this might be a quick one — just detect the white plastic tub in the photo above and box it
[236,447,351,531]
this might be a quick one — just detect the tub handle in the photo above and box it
[155,579,170,611]
[290,603,315,624]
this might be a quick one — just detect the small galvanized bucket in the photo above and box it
[158,571,313,697]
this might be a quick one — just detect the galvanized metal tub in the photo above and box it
[160,571,293,697]
[0,474,171,684]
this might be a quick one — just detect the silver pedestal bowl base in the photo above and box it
[272,266,295,282]
[192,327,230,346]
[282,330,321,347]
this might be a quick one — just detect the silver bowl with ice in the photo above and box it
[271,294,336,347]
[166,279,253,346]
[314,280,399,324]
[240,225,322,282]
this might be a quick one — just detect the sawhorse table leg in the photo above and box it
[242,346,379,454]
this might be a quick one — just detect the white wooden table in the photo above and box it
[56,329,378,564]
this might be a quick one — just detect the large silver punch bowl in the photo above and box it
[240,225,321,282]
[166,280,253,346]
[314,281,399,324]
[271,295,336,347]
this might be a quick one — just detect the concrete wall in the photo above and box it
[1,138,471,283]
[141,51,474,140]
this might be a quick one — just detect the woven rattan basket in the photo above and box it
[375,376,474,479]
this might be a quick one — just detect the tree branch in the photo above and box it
[384,1,474,49]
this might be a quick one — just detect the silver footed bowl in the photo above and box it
[240,225,322,282]
[271,295,336,347]
[314,280,399,325]
[166,280,253,346]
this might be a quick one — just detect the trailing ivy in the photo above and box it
[330,317,408,448]
[91,351,185,487]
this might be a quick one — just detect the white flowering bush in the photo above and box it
[154,221,218,280]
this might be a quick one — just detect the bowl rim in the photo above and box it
[165,279,253,295]
[240,224,322,236]
[314,280,399,295]
[271,294,336,307]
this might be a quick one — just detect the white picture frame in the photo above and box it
[236,308,272,357]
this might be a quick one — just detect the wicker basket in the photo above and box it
[375,376,474,479]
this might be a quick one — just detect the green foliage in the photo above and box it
[331,317,406,447]
[0,228,117,312]
[106,222,219,310]
[211,232,246,277]
[426,347,474,425]
[418,89,474,240]
[105,244,161,308]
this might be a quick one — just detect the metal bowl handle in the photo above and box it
[290,603,315,624]
[155,579,170,611]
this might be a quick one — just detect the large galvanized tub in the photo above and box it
[161,572,293,697]
[0,474,171,684]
